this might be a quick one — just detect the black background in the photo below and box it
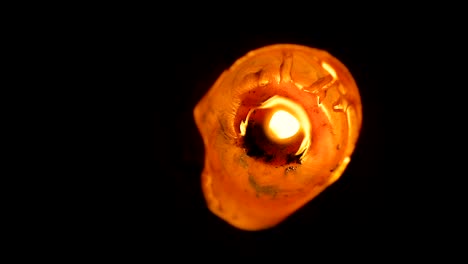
[11,2,465,260]
[77,10,462,258]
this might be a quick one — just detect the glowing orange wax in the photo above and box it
[194,44,362,231]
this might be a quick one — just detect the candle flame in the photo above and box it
[268,110,300,139]
[240,95,311,158]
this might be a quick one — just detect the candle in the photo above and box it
[194,44,362,231]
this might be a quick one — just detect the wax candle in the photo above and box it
[194,44,362,231]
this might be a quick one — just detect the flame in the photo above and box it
[240,95,311,157]
[268,110,299,139]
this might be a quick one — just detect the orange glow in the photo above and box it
[194,44,362,231]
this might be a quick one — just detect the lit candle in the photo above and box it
[194,44,362,231]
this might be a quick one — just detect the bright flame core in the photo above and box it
[240,95,311,158]
[268,110,300,139]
